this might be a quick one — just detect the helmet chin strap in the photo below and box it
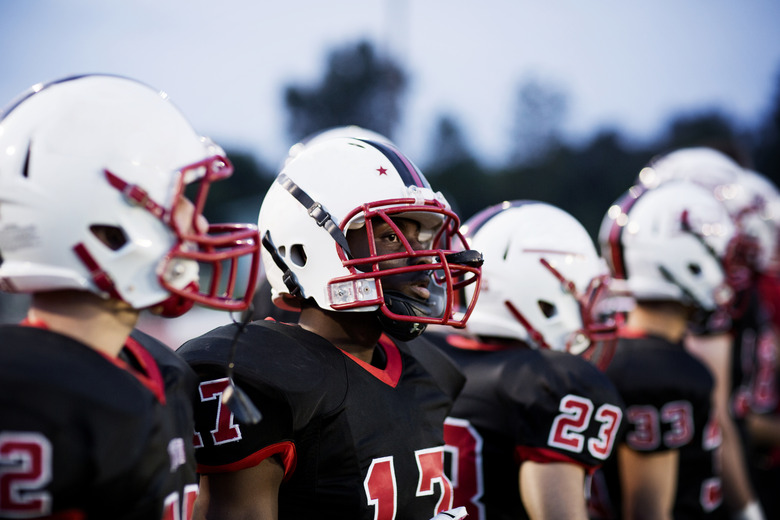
[276,173,352,257]
[377,288,443,341]
[221,304,262,425]
[73,242,124,300]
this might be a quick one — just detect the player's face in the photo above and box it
[348,217,434,302]
[172,195,209,236]
[145,196,208,317]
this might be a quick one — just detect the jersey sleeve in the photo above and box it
[178,320,346,476]
[187,363,296,474]
[500,351,625,470]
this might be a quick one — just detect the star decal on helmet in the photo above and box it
[377,166,387,176]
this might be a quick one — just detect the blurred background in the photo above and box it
[2,0,780,341]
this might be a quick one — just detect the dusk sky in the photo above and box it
[2,0,780,169]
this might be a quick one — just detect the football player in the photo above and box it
[178,136,483,519]
[426,201,625,520]
[738,169,780,520]
[250,124,396,324]
[0,75,261,518]
[635,147,772,520]
[597,179,736,519]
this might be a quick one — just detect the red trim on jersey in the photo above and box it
[445,333,513,351]
[514,445,600,474]
[197,441,297,481]
[617,327,648,339]
[20,316,47,328]
[20,317,166,404]
[340,335,403,388]
[122,336,166,404]
[43,511,86,520]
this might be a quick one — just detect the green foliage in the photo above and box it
[429,129,652,238]
[199,148,275,225]
[284,40,406,143]
[753,69,780,183]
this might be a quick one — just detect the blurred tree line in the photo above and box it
[206,39,780,244]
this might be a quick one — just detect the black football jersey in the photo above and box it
[0,325,198,519]
[426,333,625,520]
[730,286,779,420]
[597,332,726,520]
[177,319,465,520]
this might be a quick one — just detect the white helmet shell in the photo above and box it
[462,201,613,354]
[602,180,736,311]
[636,146,777,274]
[736,168,780,272]
[284,125,394,167]
[0,75,260,314]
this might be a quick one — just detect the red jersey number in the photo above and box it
[0,432,52,517]
[364,447,454,520]
[162,483,198,520]
[194,378,242,448]
[443,418,486,520]
[548,395,622,460]
[625,400,693,450]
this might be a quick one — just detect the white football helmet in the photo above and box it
[284,125,394,167]
[636,146,743,192]
[600,180,736,311]
[258,136,483,340]
[461,201,616,363]
[637,146,774,277]
[736,168,780,273]
[0,75,260,316]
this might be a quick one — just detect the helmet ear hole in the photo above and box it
[538,300,557,318]
[90,225,128,251]
[290,244,307,267]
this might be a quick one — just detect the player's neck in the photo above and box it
[626,303,688,343]
[27,290,139,358]
[298,306,382,363]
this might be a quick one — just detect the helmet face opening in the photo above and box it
[258,135,483,338]
[503,258,618,365]
[104,155,261,316]
[329,198,482,330]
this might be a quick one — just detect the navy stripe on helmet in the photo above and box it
[462,200,539,237]
[358,139,431,190]
[606,185,646,280]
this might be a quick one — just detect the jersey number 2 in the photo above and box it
[0,432,52,517]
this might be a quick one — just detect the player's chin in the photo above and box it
[406,284,431,301]
[383,283,431,302]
